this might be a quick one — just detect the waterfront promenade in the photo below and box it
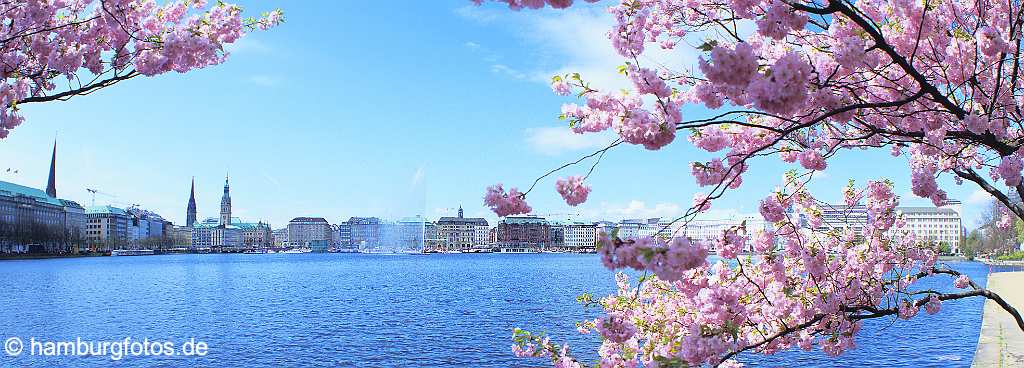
[973,272,1024,367]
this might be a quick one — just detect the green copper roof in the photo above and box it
[233,222,269,230]
[86,205,128,216]
[0,180,63,206]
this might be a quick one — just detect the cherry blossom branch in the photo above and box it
[520,139,623,197]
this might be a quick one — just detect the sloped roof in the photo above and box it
[437,216,488,226]
[86,205,127,216]
[500,216,549,225]
[0,180,62,206]
[290,217,329,223]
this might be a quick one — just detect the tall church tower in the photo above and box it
[220,175,232,226]
[458,205,464,218]
[45,140,57,198]
[186,177,197,227]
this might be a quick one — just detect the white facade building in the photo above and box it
[564,222,597,251]
[897,204,963,253]
[682,214,769,252]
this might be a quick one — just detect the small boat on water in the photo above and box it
[111,249,155,257]
[281,248,311,254]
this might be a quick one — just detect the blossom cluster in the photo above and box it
[474,0,1021,364]
[484,184,532,217]
[0,1,283,138]
[481,0,1024,220]
[555,176,591,206]
[516,181,952,367]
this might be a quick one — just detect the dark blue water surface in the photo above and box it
[0,254,999,367]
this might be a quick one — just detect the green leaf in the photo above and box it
[697,39,718,52]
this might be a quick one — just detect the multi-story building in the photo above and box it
[191,217,243,248]
[473,220,490,247]
[237,221,273,249]
[564,222,597,252]
[813,201,963,253]
[548,221,565,249]
[0,142,85,254]
[616,219,643,240]
[815,204,869,239]
[345,217,381,249]
[273,228,288,247]
[681,214,770,252]
[336,222,352,249]
[397,216,433,251]
[496,216,551,252]
[897,204,963,253]
[171,226,192,246]
[287,217,331,252]
[594,221,616,236]
[85,205,130,252]
[638,218,663,238]
[437,207,489,251]
[125,207,172,249]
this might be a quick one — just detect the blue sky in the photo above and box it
[0,1,998,229]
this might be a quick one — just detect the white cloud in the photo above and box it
[967,188,994,205]
[491,64,527,79]
[246,75,283,87]
[524,8,710,91]
[454,5,500,23]
[600,200,684,220]
[524,126,615,156]
[261,171,281,188]
[464,41,481,50]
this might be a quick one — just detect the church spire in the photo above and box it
[45,140,56,198]
[186,177,197,227]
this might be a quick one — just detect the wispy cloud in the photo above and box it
[261,171,281,188]
[454,5,501,23]
[524,126,615,156]
[967,188,994,205]
[464,41,481,50]
[491,64,527,79]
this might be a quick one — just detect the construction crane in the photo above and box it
[85,188,116,206]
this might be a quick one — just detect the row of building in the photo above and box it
[0,143,968,255]
[0,143,177,254]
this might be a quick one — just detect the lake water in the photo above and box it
[0,254,1000,367]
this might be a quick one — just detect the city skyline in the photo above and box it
[0,0,1000,229]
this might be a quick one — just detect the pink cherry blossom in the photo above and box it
[551,79,571,96]
[472,0,1024,365]
[924,296,942,315]
[0,1,282,139]
[555,176,591,206]
[692,192,712,212]
[759,195,786,223]
[954,275,971,289]
[484,184,532,217]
